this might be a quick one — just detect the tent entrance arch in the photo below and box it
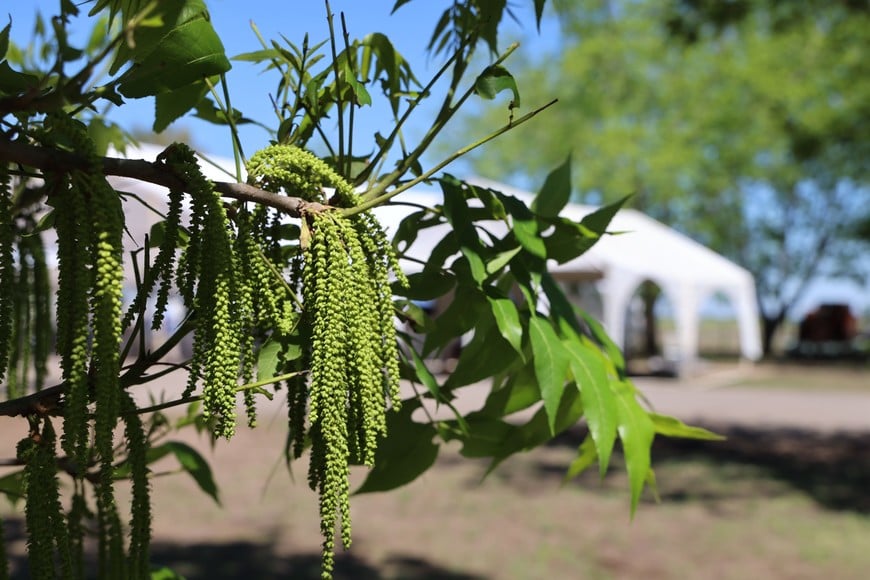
[698,291,742,357]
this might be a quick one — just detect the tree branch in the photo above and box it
[0,138,314,217]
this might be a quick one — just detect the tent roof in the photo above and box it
[107,145,754,302]
[103,146,761,362]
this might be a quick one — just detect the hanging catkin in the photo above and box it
[247,144,406,578]
[0,167,13,386]
[18,418,74,579]
[160,144,246,438]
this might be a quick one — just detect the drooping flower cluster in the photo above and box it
[248,144,406,578]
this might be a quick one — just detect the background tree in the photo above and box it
[461,0,870,354]
[0,1,721,578]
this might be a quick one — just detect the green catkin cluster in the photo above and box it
[247,145,345,203]
[0,514,8,580]
[248,145,406,578]
[18,419,74,580]
[49,163,92,470]
[0,167,13,386]
[162,144,244,438]
[12,227,52,393]
[121,184,184,333]
[67,481,89,579]
[46,113,127,578]
[121,392,151,579]
[0,184,54,398]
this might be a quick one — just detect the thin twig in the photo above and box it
[342,98,559,217]
[130,370,306,416]
[325,0,345,167]
[0,139,314,217]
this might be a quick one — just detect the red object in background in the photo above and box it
[798,303,858,343]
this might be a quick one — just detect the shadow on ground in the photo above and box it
[2,517,485,580]
[539,424,870,513]
[148,542,486,580]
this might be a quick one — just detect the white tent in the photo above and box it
[373,179,763,369]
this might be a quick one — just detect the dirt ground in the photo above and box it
[1,361,868,579]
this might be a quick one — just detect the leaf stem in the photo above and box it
[342,97,558,217]
[130,370,306,416]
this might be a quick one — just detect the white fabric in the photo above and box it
[375,179,763,365]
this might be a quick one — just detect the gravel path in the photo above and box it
[634,382,870,432]
[408,363,870,433]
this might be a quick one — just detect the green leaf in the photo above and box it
[150,566,187,580]
[408,347,442,402]
[563,433,598,483]
[542,194,626,264]
[160,441,220,505]
[486,291,524,356]
[476,363,539,418]
[256,339,282,382]
[646,468,661,504]
[456,381,581,467]
[87,117,128,157]
[231,48,280,63]
[355,404,439,494]
[359,32,419,115]
[579,194,630,235]
[154,79,210,132]
[118,2,231,99]
[534,0,547,32]
[192,98,254,127]
[257,334,302,382]
[173,400,202,430]
[543,218,599,264]
[474,64,521,106]
[0,19,10,60]
[398,270,455,301]
[422,284,485,356]
[451,416,516,458]
[564,332,616,477]
[441,177,488,284]
[0,469,25,505]
[341,59,372,106]
[485,245,522,275]
[528,316,570,433]
[0,61,39,95]
[541,274,582,335]
[484,383,584,475]
[421,231,459,275]
[391,209,441,255]
[464,180,507,220]
[614,382,655,517]
[26,209,56,237]
[581,311,627,377]
[532,154,572,218]
[649,414,725,441]
[498,194,547,258]
[444,313,517,390]
[391,0,414,14]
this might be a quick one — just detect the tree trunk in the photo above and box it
[761,310,786,356]
[643,292,659,356]
[640,282,661,356]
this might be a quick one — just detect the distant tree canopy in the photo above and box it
[0,2,717,579]
[462,0,870,353]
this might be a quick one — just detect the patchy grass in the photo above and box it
[5,413,868,580]
[2,363,868,579]
[723,362,870,392]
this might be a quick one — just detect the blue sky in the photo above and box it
[14,1,557,168]
[10,1,869,321]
